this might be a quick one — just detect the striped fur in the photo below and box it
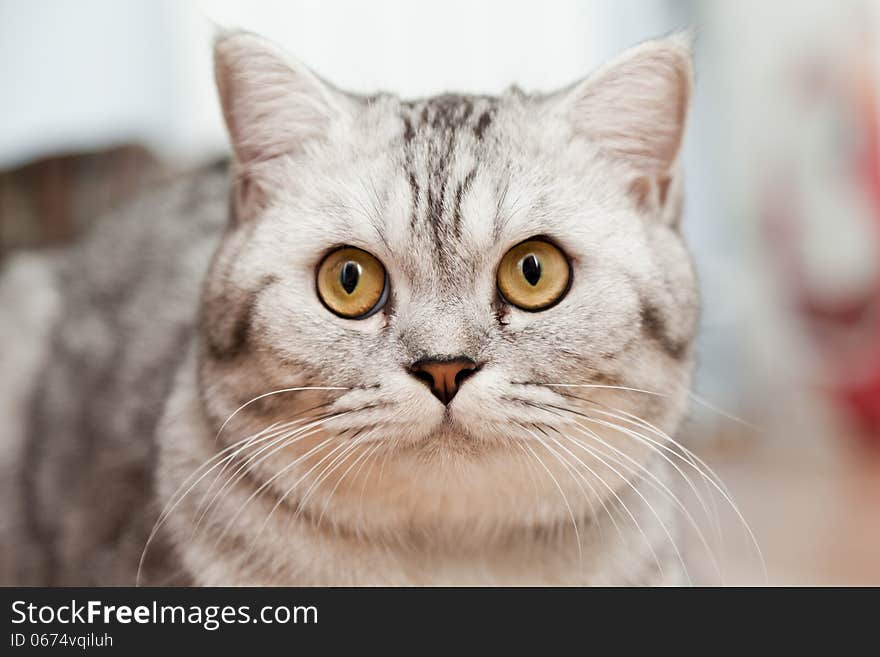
[1,32,699,585]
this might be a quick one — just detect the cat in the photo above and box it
[0,30,700,585]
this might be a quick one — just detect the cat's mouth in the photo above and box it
[415,404,516,449]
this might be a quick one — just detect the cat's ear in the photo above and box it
[214,31,342,165]
[562,33,693,223]
[214,31,345,221]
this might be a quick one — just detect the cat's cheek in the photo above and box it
[447,369,512,436]
[374,371,448,439]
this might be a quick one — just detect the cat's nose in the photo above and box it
[409,357,479,405]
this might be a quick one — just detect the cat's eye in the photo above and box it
[497,239,571,311]
[316,246,389,319]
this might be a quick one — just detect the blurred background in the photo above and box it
[1,0,878,584]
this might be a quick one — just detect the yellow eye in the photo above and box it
[497,239,571,311]
[316,247,389,319]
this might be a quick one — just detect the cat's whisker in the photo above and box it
[158,425,280,525]
[155,418,332,576]
[540,380,760,436]
[545,395,721,543]
[209,414,379,555]
[239,434,373,567]
[527,382,767,580]
[539,382,743,496]
[237,431,375,563]
[538,382,668,398]
[567,423,724,584]
[162,397,355,569]
[514,401,635,543]
[580,396,732,498]
[212,433,346,555]
[549,429,691,585]
[571,395,730,546]
[528,382,763,432]
[316,431,381,530]
[192,423,328,540]
[355,441,386,534]
[513,440,582,563]
[376,438,394,492]
[190,418,318,533]
[576,402,724,542]
[591,414,767,582]
[516,423,626,547]
[202,404,378,523]
[291,430,375,528]
[534,428,663,576]
[519,424,602,528]
[523,426,631,565]
[512,437,545,520]
[687,389,761,432]
[192,409,357,535]
[213,386,350,443]
[137,422,293,585]
[271,431,367,531]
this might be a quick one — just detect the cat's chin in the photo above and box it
[395,415,510,453]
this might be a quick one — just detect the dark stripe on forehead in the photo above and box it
[407,171,420,229]
[397,94,499,261]
[402,115,415,143]
[400,94,498,142]
[452,168,477,239]
[425,166,448,254]
[430,94,472,129]
[475,110,493,139]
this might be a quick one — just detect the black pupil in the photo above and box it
[340,261,361,294]
[521,254,541,286]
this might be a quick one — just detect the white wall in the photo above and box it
[0,0,681,168]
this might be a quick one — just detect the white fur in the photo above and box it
[157,32,698,585]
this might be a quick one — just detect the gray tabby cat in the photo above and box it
[0,31,699,585]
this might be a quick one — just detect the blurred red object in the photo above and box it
[840,55,880,447]
[763,37,880,449]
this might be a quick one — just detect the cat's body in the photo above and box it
[1,33,699,585]
[0,166,227,584]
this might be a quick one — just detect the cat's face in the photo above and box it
[198,32,698,537]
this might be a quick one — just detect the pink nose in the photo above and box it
[409,358,479,405]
